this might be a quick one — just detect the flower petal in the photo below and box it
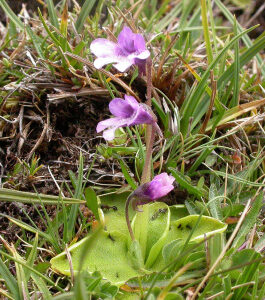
[134,58,147,75]
[143,173,175,200]
[133,34,147,52]
[124,95,139,106]
[97,116,130,141]
[135,50,150,60]
[94,57,119,69]
[90,39,119,57]
[102,127,117,141]
[128,105,154,126]
[148,185,174,200]
[102,117,130,141]
[153,173,175,185]
[109,98,135,118]
[96,117,122,133]
[118,27,135,53]
[113,58,134,72]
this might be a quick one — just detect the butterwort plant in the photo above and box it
[90,26,150,73]
[51,25,228,285]
[93,25,172,254]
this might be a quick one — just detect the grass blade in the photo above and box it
[215,0,265,77]
[0,188,85,204]
[192,36,265,130]
[201,0,213,64]
[46,0,59,29]
[75,0,97,33]
[0,256,20,300]
[231,16,240,107]
[180,25,258,136]
[169,168,205,197]
[0,0,24,30]
[67,153,84,241]
[25,233,39,281]
[232,192,263,249]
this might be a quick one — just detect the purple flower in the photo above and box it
[90,26,150,72]
[96,95,155,141]
[131,173,175,210]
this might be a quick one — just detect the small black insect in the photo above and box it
[108,233,115,242]
[186,224,192,230]
[151,208,167,220]
[101,205,118,211]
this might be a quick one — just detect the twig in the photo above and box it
[18,121,32,156]
[27,123,48,161]
[0,116,19,124]
[18,106,25,140]
[156,33,179,81]
[113,7,137,32]
[206,282,255,300]
[64,52,140,101]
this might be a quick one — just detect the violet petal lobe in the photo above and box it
[97,117,129,141]
[133,34,147,52]
[138,173,175,201]
[94,57,119,70]
[109,98,134,118]
[96,116,124,133]
[133,50,150,60]
[129,105,154,126]
[102,127,119,141]
[124,95,139,106]
[118,26,135,53]
[113,58,135,72]
[90,38,119,57]
[90,38,123,70]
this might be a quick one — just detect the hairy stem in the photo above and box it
[125,193,135,241]
[141,57,154,184]
[146,57,152,106]
[141,124,156,184]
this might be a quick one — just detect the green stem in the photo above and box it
[146,57,152,106]
[125,59,154,243]
[132,57,154,255]
[140,124,156,184]
[141,57,154,184]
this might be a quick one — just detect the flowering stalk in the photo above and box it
[125,193,135,241]
[140,124,155,184]
[134,57,154,255]
[141,57,154,184]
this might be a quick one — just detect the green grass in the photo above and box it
[0,0,264,299]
